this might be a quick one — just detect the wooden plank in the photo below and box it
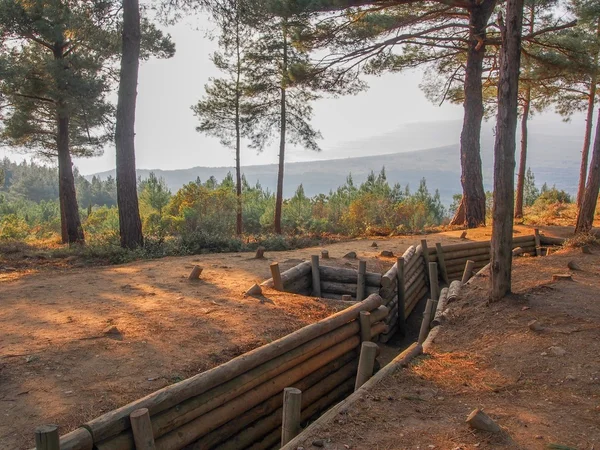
[435,243,450,285]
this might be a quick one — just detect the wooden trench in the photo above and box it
[31,231,557,450]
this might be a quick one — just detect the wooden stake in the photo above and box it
[356,260,367,301]
[460,231,467,239]
[341,294,352,301]
[270,263,284,291]
[466,409,501,433]
[311,255,321,297]
[281,388,302,446]
[461,260,475,285]
[354,341,378,391]
[188,265,203,281]
[321,250,329,259]
[418,299,434,345]
[130,408,156,450]
[421,239,430,283]
[255,247,266,259]
[435,243,450,285]
[35,425,59,450]
[534,228,542,257]
[428,262,439,301]
[396,257,406,337]
[359,311,371,343]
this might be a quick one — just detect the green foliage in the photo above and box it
[523,167,540,207]
[139,172,171,215]
[0,214,29,240]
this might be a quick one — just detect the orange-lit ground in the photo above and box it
[0,225,575,449]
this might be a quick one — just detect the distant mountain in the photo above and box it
[91,120,583,206]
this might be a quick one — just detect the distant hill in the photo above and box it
[91,120,583,206]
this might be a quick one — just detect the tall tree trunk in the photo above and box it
[490,0,524,301]
[450,0,496,228]
[235,16,243,236]
[274,22,288,235]
[115,0,144,249]
[577,21,600,211]
[514,85,530,219]
[54,46,84,245]
[575,112,600,234]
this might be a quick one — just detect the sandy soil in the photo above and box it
[289,244,600,450]
[0,225,573,449]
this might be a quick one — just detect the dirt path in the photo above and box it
[289,245,600,450]
[0,225,571,449]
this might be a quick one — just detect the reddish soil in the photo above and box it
[0,225,574,449]
[289,244,600,450]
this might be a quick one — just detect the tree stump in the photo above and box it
[466,409,501,433]
[512,247,523,256]
[460,231,467,239]
[321,250,329,259]
[245,284,262,297]
[254,247,266,259]
[371,242,378,248]
[343,251,357,259]
[552,274,573,282]
[188,265,203,280]
[379,250,394,257]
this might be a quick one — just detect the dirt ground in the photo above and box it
[0,225,575,449]
[290,243,600,449]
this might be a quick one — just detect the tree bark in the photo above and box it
[115,0,144,249]
[490,0,524,301]
[274,21,288,235]
[575,111,600,234]
[54,46,84,245]
[235,14,243,236]
[577,77,597,211]
[514,85,530,219]
[451,0,496,228]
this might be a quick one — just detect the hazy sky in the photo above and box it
[0,14,589,175]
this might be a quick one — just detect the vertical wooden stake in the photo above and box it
[534,228,542,256]
[270,262,284,291]
[435,243,450,285]
[310,255,321,297]
[355,341,378,391]
[35,425,59,450]
[418,298,435,345]
[356,260,367,301]
[396,257,406,336]
[130,408,156,450]
[421,239,430,283]
[321,249,329,259]
[281,387,302,446]
[428,262,439,302]
[359,310,371,343]
[461,260,475,285]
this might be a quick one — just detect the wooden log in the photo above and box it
[281,388,302,446]
[245,284,263,297]
[311,255,321,297]
[435,243,450,285]
[379,324,397,343]
[396,257,406,337]
[404,245,422,271]
[153,338,362,450]
[255,247,266,259]
[262,261,312,289]
[35,425,60,450]
[430,246,490,262]
[354,342,378,391]
[466,409,501,433]
[321,250,329,259]
[318,266,381,287]
[405,285,428,317]
[436,240,490,253]
[540,235,565,246]
[130,409,156,450]
[29,428,94,450]
[534,228,542,256]
[447,280,462,303]
[405,277,426,304]
[420,240,430,283]
[85,295,382,445]
[359,311,371,343]
[445,253,490,268]
[382,246,415,288]
[431,288,448,327]
[417,299,434,345]
[320,281,379,297]
[428,262,439,301]
[188,265,203,281]
[269,263,283,291]
[461,260,475,285]
[512,247,523,256]
[356,260,367,301]
[209,360,357,450]
[368,305,389,325]
[552,274,573,282]
[284,276,311,295]
[370,321,388,339]
[405,264,425,289]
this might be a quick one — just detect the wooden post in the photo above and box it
[130,408,156,450]
[435,243,450,285]
[255,247,266,259]
[418,299,434,345]
[356,260,367,301]
[428,262,439,302]
[188,265,203,281]
[421,239,430,283]
[321,250,329,259]
[534,228,542,256]
[341,294,352,301]
[466,409,501,433]
[359,311,371,343]
[354,341,378,391]
[461,260,475,285]
[396,257,406,337]
[281,387,302,446]
[35,425,60,450]
[270,262,284,291]
[310,255,321,297]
